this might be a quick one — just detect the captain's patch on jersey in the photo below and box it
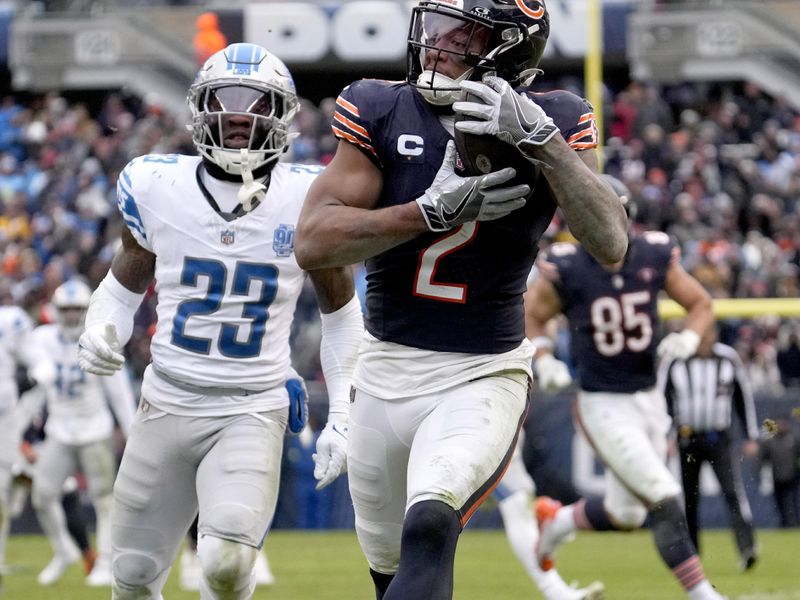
[273,224,295,257]
[221,229,235,245]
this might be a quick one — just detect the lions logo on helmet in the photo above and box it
[408,0,550,105]
[52,279,92,341]
[187,43,299,178]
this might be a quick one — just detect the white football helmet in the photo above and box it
[188,43,299,177]
[52,279,92,341]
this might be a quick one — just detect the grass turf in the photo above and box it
[4,528,799,599]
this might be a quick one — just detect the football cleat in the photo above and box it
[539,567,605,600]
[86,557,112,587]
[535,496,571,572]
[82,548,97,575]
[254,551,275,586]
[37,544,82,586]
[179,547,201,591]
[739,548,758,572]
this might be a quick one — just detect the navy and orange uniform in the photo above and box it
[332,79,597,354]
[539,231,679,393]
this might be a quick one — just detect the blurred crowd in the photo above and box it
[0,78,799,398]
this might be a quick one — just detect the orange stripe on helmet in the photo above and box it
[515,0,545,19]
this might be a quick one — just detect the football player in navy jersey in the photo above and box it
[295,1,628,598]
[525,176,724,600]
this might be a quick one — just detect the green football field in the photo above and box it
[4,529,799,599]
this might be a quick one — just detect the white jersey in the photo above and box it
[29,324,136,445]
[117,154,321,415]
[0,305,34,412]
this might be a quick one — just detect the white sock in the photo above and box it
[93,494,113,565]
[497,491,574,594]
[33,496,78,558]
[551,503,579,537]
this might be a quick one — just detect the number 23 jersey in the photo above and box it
[117,154,319,415]
[541,232,679,393]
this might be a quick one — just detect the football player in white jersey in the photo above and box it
[77,43,363,600]
[493,435,604,600]
[0,289,43,592]
[17,280,136,587]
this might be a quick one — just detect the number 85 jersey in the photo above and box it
[541,231,679,394]
[117,154,320,415]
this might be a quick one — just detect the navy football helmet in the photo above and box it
[407,0,550,105]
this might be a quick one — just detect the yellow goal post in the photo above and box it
[659,298,800,320]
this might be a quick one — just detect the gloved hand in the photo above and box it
[455,76,560,162]
[78,323,125,375]
[313,417,348,490]
[657,329,700,361]
[416,140,529,232]
[534,353,573,392]
[285,371,308,435]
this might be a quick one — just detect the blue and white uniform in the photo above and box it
[112,154,324,588]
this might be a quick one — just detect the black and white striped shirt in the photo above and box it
[657,343,759,439]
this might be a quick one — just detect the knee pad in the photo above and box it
[112,551,161,593]
[606,503,647,530]
[355,516,402,574]
[197,534,257,593]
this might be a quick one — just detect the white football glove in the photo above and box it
[535,353,573,392]
[454,76,560,163]
[313,418,348,490]
[657,329,701,361]
[78,323,125,376]
[416,140,530,232]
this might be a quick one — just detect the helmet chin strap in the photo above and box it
[417,68,474,106]
[237,149,267,212]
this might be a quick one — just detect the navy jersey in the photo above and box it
[332,80,598,353]
[541,232,679,393]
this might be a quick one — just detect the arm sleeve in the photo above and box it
[319,295,364,420]
[102,368,137,437]
[84,271,146,346]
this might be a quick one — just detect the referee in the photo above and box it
[658,327,759,571]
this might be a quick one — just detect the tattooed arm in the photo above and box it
[111,227,157,292]
[78,228,155,375]
[530,140,628,265]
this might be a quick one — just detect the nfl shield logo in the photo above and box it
[273,224,295,257]
[221,229,235,245]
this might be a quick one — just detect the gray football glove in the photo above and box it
[455,76,560,163]
[416,140,530,232]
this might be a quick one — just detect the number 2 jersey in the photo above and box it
[539,232,679,393]
[332,79,598,397]
[117,154,320,416]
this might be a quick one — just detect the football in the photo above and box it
[453,93,539,190]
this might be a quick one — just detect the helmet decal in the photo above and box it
[514,0,544,20]
[187,43,299,178]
